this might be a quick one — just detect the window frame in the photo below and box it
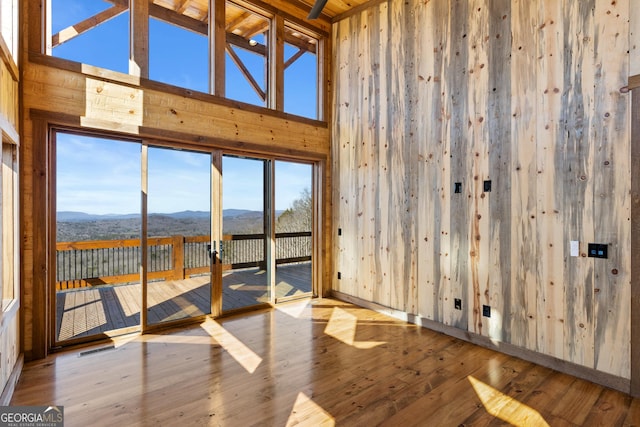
[42,0,328,121]
[1,139,19,313]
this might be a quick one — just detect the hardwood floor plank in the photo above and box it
[583,388,633,427]
[550,378,605,425]
[623,398,640,426]
[13,299,640,426]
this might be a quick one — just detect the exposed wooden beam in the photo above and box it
[332,0,387,23]
[176,0,191,14]
[284,48,306,69]
[269,15,285,110]
[51,5,126,48]
[148,2,208,34]
[631,90,640,397]
[226,44,266,101]
[226,11,251,32]
[227,32,266,56]
[284,33,316,54]
[130,0,149,77]
[210,0,226,96]
[245,20,270,39]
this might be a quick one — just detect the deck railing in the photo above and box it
[55,232,312,290]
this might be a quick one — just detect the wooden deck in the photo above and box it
[56,262,311,342]
[14,298,640,426]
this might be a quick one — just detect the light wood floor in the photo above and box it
[56,263,311,341]
[14,298,640,426]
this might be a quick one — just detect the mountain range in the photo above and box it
[57,209,269,222]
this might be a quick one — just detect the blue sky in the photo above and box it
[57,133,312,214]
[53,1,314,214]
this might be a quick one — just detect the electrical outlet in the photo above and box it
[454,298,462,310]
[338,228,342,236]
[483,180,492,192]
[337,272,341,280]
[454,182,462,193]
[588,243,608,259]
[482,305,491,318]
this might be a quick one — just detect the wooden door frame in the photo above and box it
[27,112,327,359]
[630,86,640,397]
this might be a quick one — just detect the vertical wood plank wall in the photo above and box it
[333,0,632,379]
[0,29,20,398]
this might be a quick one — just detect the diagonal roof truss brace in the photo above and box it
[226,43,266,101]
[52,4,128,48]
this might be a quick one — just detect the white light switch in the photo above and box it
[570,240,579,257]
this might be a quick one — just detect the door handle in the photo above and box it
[208,242,220,264]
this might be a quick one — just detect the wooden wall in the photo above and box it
[0,18,20,401]
[333,0,632,380]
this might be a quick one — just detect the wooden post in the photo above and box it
[209,0,226,96]
[140,144,148,331]
[172,235,185,280]
[631,89,640,397]
[265,159,276,303]
[30,118,48,358]
[130,0,149,78]
[269,15,284,111]
[211,150,223,317]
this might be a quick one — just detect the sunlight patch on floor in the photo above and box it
[158,295,203,322]
[275,300,309,318]
[286,392,335,427]
[200,318,262,373]
[324,307,385,349]
[228,283,268,291]
[468,375,550,427]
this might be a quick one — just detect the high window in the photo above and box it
[284,24,319,119]
[1,141,17,310]
[46,0,325,120]
[225,2,270,108]
[149,3,209,93]
[1,0,18,59]
[49,0,130,74]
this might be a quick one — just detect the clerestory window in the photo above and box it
[46,0,325,121]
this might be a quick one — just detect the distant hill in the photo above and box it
[58,210,261,222]
[56,209,282,241]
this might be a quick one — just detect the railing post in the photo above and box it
[173,235,185,280]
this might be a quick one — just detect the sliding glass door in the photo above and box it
[145,146,213,326]
[221,155,271,311]
[274,160,313,302]
[54,129,315,345]
[55,133,142,343]
[220,156,314,311]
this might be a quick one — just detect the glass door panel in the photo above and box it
[275,161,313,301]
[222,155,270,311]
[146,146,212,326]
[55,133,141,343]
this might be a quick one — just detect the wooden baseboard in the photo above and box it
[332,290,631,395]
[0,353,24,405]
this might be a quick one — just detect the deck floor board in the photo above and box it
[56,263,311,341]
